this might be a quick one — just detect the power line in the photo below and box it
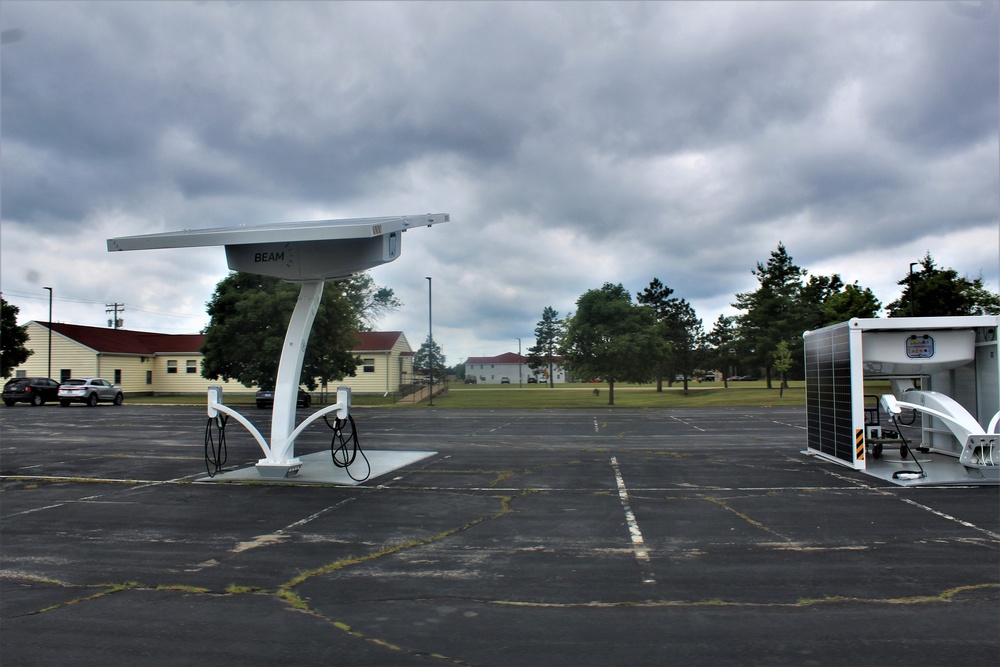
[2,289,205,321]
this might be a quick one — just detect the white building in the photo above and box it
[10,321,415,397]
[464,352,568,385]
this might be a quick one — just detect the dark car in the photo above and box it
[255,387,312,410]
[57,378,124,407]
[3,377,61,406]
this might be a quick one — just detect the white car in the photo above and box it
[58,378,124,407]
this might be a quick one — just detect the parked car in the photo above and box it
[58,378,124,407]
[500,377,510,384]
[255,387,312,409]
[527,377,538,384]
[464,377,478,384]
[3,377,61,406]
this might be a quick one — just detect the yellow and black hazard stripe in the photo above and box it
[856,429,865,461]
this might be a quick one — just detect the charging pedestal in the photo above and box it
[803,316,999,486]
[109,214,449,479]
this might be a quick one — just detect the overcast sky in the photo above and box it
[2,1,998,366]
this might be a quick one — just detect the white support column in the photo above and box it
[258,279,324,477]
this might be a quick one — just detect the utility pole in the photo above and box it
[426,277,433,407]
[106,303,125,329]
[517,337,522,388]
[44,287,53,379]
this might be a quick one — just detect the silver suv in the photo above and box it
[58,378,124,407]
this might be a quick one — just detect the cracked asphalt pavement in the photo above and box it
[2,404,998,665]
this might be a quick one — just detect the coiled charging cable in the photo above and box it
[204,414,229,478]
[324,413,370,482]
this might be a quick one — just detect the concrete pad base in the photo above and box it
[810,448,1000,486]
[199,449,436,485]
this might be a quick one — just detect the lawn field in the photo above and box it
[125,380,896,409]
[438,381,807,408]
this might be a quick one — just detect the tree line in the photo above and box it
[526,244,999,405]
[2,244,996,393]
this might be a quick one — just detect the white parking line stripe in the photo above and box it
[610,456,655,584]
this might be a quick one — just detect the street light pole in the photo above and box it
[517,337,522,388]
[43,287,52,379]
[426,276,433,407]
[908,262,919,317]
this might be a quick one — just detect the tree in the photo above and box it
[342,273,403,331]
[413,335,445,382]
[560,283,665,405]
[200,273,361,389]
[526,306,563,387]
[772,340,793,397]
[887,252,1000,317]
[733,243,883,386]
[1,298,33,378]
[705,314,739,388]
[637,278,702,391]
[732,243,806,389]
[820,282,882,324]
[798,273,845,331]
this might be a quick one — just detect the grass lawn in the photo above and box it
[427,381,808,409]
[126,380,896,410]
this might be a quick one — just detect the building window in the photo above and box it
[146,371,152,385]
[186,360,197,374]
[363,358,376,373]
[167,360,178,374]
[114,369,122,384]
[60,369,71,382]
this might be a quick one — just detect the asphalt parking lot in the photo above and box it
[2,404,998,665]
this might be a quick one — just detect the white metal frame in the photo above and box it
[108,213,449,477]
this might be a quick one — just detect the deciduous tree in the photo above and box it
[772,340,793,397]
[820,282,882,324]
[561,283,664,405]
[1,298,32,378]
[200,273,362,389]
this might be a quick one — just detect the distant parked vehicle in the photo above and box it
[58,378,124,407]
[500,377,510,384]
[464,377,478,384]
[255,387,312,409]
[3,377,61,406]
[527,377,538,384]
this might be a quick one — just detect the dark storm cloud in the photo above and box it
[1,1,996,357]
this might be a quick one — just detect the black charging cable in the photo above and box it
[323,413,370,482]
[204,414,229,478]
[887,412,926,480]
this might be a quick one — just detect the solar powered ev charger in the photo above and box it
[803,316,999,486]
[109,214,449,479]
